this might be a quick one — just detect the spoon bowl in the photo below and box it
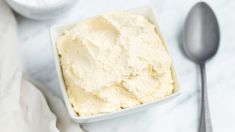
[183,2,220,63]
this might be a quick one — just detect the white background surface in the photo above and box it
[16,0,235,132]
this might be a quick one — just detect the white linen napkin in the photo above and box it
[0,1,83,132]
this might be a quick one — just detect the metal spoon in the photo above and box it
[183,2,220,132]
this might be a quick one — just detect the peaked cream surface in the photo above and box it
[57,12,174,116]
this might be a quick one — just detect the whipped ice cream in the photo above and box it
[57,11,174,116]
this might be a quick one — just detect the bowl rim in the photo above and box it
[50,6,181,123]
[6,0,76,11]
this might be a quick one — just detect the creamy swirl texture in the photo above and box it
[57,12,174,116]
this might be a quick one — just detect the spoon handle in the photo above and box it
[199,63,213,132]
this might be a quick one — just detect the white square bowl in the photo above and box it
[50,6,181,123]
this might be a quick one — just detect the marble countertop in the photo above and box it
[16,0,235,131]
